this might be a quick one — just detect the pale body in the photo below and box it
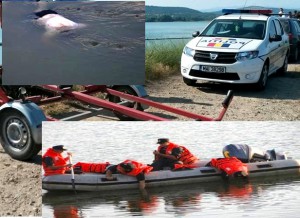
[37,14,82,31]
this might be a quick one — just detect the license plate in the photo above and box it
[200,65,226,73]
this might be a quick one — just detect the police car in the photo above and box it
[181,9,289,90]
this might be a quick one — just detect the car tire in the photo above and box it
[0,110,41,160]
[183,77,197,86]
[254,63,268,91]
[108,86,142,121]
[278,54,288,76]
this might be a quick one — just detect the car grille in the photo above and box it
[189,70,240,80]
[193,50,237,64]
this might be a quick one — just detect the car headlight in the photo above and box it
[235,51,259,61]
[183,46,195,57]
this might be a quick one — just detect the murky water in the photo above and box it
[42,121,300,217]
[3,1,145,85]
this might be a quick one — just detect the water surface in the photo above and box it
[3,1,145,85]
[145,21,210,48]
[146,21,210,40]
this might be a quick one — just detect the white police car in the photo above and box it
[181,9,289,90]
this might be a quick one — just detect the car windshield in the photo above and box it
[200,19,267,40]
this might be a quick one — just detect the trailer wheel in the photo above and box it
[0,110,41,160]
[109,86,143,121]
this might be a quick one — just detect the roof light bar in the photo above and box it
[222,9,273,15]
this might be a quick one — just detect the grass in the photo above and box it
[40,101,75,117]
[146,40,187,80]
[40,86,107,117]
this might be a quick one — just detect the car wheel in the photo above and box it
[108,86,142,121]
[254,63,268,91]
[0,110,41,160]
[278,54,288,76]
[183,77,197,86]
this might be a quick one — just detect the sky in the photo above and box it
[146,0,300,12]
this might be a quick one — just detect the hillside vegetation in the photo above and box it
[146,6,219,22]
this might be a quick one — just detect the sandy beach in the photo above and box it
[0,150,41,216]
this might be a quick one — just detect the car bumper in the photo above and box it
[181,54,265,84]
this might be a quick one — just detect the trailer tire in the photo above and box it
[0,110,41,160]
[109,86,143,121]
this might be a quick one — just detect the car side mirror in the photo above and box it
[192,31,200,37]
[269,34,282,42]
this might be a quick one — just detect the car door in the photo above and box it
[293,20,300,48]
[274,19,286,70]
[267,20,280,73]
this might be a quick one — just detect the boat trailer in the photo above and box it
[0,85,233,160]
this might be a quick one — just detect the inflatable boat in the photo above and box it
[42,158,300,192]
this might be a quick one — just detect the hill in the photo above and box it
[146,6,219,22]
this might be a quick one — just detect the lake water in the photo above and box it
[146,21,210,40]
[3,1,145,85]
[145,21,210,48]
[42,121,300,218]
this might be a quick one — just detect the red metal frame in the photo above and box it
[0,88,9,104]
[0,85,233,121]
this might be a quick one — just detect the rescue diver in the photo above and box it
[105,160,153,190]
[151,138,198,171]
[42,145,73,176]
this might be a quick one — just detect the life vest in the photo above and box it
[158,142,198,164]
[210,157,248,176]
[117,160,153,177]
[74,162,110,173]
[178,147,199,164]
[173,163,198,170]
[157,142,179,155]
[155,142,179,161]
[42,148,69,176]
